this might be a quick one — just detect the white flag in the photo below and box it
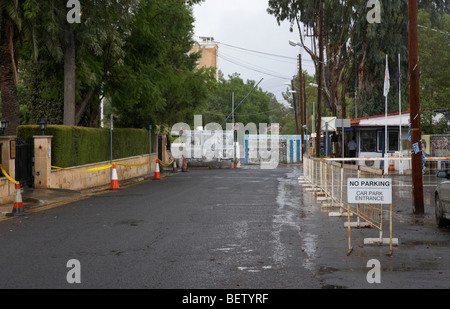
[383,56,390,97]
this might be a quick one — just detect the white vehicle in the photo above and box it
[435,171,450,227]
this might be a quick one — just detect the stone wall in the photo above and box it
[50,154,157,191]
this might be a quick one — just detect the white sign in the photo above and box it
[347,178,392,204]
[335,119,351,128]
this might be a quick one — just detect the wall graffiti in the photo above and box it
[430,135,450,157]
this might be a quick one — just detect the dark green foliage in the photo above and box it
[17,125,149,168]
[12,0,213,129]
[268,0,449,136]
[105,0,215,129]
[203,73,271,129]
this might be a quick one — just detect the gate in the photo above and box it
[0,143,2,176]
[15,137,34,188]
[158,135,163,161]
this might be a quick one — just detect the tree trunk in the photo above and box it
[0,10,19,135]
[64,24,76,126]
[75,88,95,125]
[358,41,369,102]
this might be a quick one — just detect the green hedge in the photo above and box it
[17,125,149,168]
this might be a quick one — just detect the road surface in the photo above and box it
[0,165,448,291]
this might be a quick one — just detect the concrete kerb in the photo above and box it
[0,159,238,219]
[0,169,175,220]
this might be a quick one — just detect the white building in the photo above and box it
[350,112,410,170]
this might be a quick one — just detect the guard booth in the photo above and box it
[350,112,411,171]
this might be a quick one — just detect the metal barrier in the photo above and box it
[303,155,450,256]
[302,156,397,256]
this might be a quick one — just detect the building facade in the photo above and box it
[190,37,219,81]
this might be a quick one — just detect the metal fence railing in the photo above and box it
[302,156,397,256]
[302,155,450,256]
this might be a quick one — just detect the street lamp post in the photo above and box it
[317,1,324,158]
[289,39,305,162]
[302,125,309,156]
[309,83,323,156]
[288,86,300,135]
[286,82,301,134]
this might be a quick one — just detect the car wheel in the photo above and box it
[435,194,447,227]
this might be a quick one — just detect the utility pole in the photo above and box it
[298,54,304,162]
[303,73,308,156]
[232,92,236,163]
[408,0,424,214]
[303,73,307,127]
[291,80,300,135]
[316,1,324,158]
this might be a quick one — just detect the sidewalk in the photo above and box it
[0,169,178,218]
[0,187,84,218]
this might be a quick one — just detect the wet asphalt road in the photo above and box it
[0,165,448,290]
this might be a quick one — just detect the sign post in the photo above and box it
[347,178,392,204]
[346,178,396,256]
[335,119,351,159]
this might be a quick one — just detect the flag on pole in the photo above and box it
[383,56,390,97]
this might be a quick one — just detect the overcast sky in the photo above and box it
[192,0,315,105]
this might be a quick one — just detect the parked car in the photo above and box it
[435,171,450,227]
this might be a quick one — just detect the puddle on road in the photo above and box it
[272,167,319,271]
[302,233,319,273]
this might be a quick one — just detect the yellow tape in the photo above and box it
[51,158,175,172]
[51,164,112,172]
[0,164,19,185]
[116,162,149,167]
[150,158,175,166]
[158,160,174,167]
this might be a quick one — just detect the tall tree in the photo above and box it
[204,73,271,129]
[268,0,357,120]
[22,0,138,126]
[417,8,450,134]
[268,0,447,121]
[0,0,36,134]
[105,0,214,129]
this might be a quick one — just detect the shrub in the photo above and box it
[17,125,149,168]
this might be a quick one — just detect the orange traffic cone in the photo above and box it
[111,163,120,189]
[182,157,187,172]
[173,160,178,173]
[12,183,28,216]
[154,159,161,180]
[389,163,395,171]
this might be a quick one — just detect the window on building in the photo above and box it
[377,131,383,152]
[360,130,377,152]
[389,131,399,151]
[377,130,399,152]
